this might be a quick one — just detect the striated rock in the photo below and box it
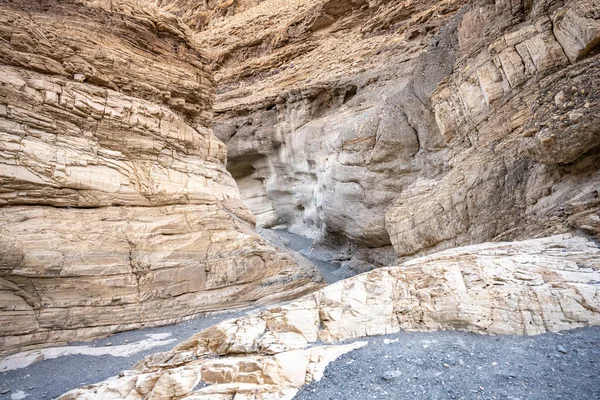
[159,0,468,271]
[386,0,600,259]
[553,0,600,63]
[157,0,600,271]
[0,205,322,356]
[0,0,323,357]
[60,341,367,400]
[59,234,600,399]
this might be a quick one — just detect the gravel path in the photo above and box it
[0,309,250,400]
[260,229,345,284]
[296,327,600,400]
[0,229,339,400]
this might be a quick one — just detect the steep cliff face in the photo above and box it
[156,0,468,271]
[162,0,599,271]
[0,0,323,357]
[386,0,600,259]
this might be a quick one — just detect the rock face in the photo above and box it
[0,0,323,357]
[158,0,600,271]
[386,0,600,259]
[59,234,600,399]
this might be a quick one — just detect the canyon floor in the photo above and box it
[0,230,340,400]
[1,233,599,400]
[2,320,599,399]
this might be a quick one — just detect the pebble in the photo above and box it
[382,370,403,381]
[557,345,568,354]
[0,389,10,394]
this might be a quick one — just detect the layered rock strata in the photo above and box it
[159,0,600,271]
[0,0,323,357]
[154,0,471,271]
[60,234,600,399]
[386,0,600,259]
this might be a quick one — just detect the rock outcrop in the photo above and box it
[386,0,600,259]
[151,0,469,272]
[59,234,600,399]
[157,0,600,272]
[0,0,323,357]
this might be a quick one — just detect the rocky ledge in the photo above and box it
[0,0,323,358]
[60,234,600,399]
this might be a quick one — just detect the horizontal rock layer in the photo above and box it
[0,204,322,356]
[0,0,323,357]
[60,234,600,399]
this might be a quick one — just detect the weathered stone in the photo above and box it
[59,234,600,399]
[553,0,600,63]
[157,0,467,271]
[0,0,323,357]
[387,0,600,259]
[154,0,600,270]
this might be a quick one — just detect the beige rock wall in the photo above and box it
[0,0,323,357]
[167,0,599,271]
[59,234,600,399]
[386,0,600,259]
[179,0,469,271]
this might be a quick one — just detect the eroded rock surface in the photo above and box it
[154,0,469,272]
[59,234,600,399]
[159,0,600,272]
[0,0,323,357]
[387,0,600,259]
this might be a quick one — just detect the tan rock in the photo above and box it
[0,0,323,358]
[553,0,600,63]
[156,0,468,271]
[387,0,600,258]
[158,0,600,271]
[59,234,600,399]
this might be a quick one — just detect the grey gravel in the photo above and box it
[295,327,600,400]
[0,310,248,400]
[2,231,599,400]
[261,228,345,283]
[0,229,340,400]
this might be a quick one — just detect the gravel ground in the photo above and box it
[262,229,345,284]
[296,327,600,400]
[0,309,250,400]
[0,229,340,399]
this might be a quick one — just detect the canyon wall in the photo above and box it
[162,0,599,272]
[0,0,323,357]
[386,0,600,258]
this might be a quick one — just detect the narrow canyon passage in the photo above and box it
[1,0,599,399]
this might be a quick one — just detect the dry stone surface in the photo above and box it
[59,234,600,399]
[0,0,323,358]
[155,0,600,271]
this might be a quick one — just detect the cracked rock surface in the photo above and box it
[59,234,600,399]
[160,0,600,273]
[0,0,324,358]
